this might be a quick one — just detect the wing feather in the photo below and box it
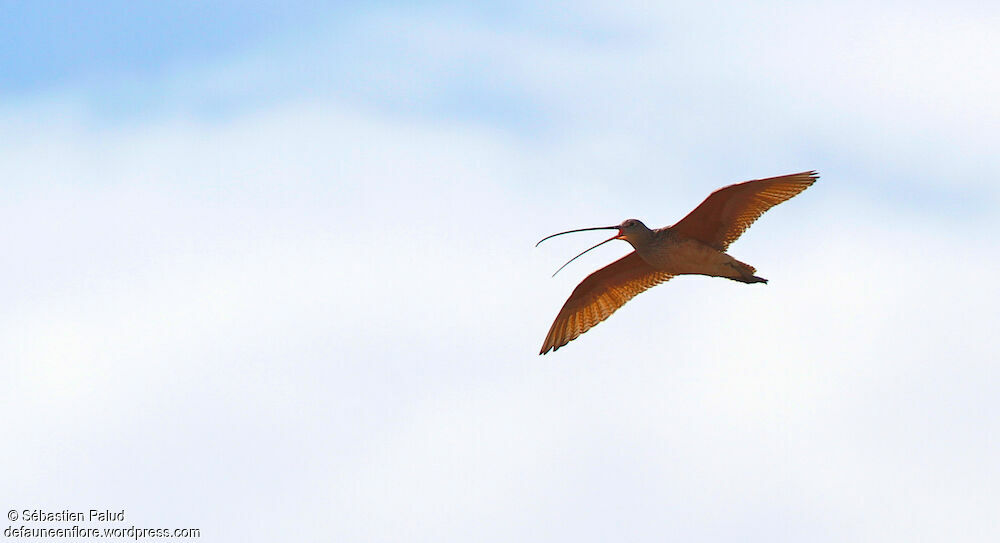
[671,171,818,251]
[540,252,673,354]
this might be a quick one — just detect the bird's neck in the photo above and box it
[625,227,656,251]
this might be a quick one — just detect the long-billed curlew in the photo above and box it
[537,171,818,354]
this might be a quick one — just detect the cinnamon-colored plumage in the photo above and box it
[538,171,817,354]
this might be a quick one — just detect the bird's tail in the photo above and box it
[730,261,768,284]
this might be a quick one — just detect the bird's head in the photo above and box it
[535,218,652,276]
[615,218,651,245]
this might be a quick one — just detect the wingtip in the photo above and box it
[539,338,566,355]
[785,170,819,188]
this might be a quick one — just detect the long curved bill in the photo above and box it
[535,225,619,247]
[549,234,623,277]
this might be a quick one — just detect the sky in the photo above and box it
[2,1,998,541]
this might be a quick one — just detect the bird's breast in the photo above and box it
[636,234,735,275]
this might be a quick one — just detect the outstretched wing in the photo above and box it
[540,252,674,354]
[671,171,818,251]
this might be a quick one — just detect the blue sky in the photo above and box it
[2,1,332,90]
[2,2,999,542]
[2,1,565,128]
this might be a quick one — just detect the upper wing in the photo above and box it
[670,171,818,251]
[540,252,674,354]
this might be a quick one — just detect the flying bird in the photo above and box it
[537,171,818,354]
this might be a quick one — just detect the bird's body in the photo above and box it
[538,171,818,354]
[630,226,764,283]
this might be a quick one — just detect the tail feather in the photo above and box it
[731,261,767,284]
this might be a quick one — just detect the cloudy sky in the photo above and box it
[2,1,998,541]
